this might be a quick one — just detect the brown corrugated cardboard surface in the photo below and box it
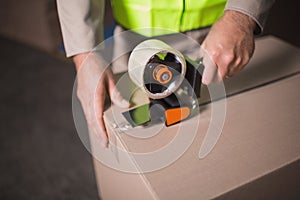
[143,74,300,199]
[93,36,300,200]
[217,160,300,200]
[93,160,156,200]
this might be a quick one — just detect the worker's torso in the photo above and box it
[111,0,227,37]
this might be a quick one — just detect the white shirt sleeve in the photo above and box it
[56,0,105,57]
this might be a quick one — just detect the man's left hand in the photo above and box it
[201,10,257,84]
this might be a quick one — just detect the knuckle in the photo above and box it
[222,53,234,66]
[235,56,242,66]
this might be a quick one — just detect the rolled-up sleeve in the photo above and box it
[56,0,104,57]
[225,0,276,33]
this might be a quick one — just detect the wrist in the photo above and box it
[73,53,90,72]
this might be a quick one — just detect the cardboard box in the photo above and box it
[91,36,300,200]
[0,0,62,53]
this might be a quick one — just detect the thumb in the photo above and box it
[106,73,130,108]
[199,48,218,85]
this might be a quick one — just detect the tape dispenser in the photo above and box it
[123,39,204,127]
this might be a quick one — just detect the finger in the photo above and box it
[94,107,109,148]
[199,49,218,85]
[87,100,109,148]
[106,71,130,108]
[227,54,247,78]
[94,81,109,148]
[111,90,130,108]
[96,116,109,148]
[217,53,236,81]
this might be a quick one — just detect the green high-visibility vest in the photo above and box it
[111,0,227,37]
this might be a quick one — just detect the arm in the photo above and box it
[201,0,276,84]
[56,0,105,57]
[225,0,276,34]
[56,0,129,147]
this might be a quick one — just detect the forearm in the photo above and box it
[222,10,256,34]
[225,0,276,34]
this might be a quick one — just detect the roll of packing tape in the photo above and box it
[128,39,186,99]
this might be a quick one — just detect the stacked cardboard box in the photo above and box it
[91,36,300,200]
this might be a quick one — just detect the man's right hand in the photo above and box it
[73,52,130,148]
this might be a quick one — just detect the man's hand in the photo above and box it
[74,52,130,147]
[201,10,257,84]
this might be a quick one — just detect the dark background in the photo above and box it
[0,0,299,199]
